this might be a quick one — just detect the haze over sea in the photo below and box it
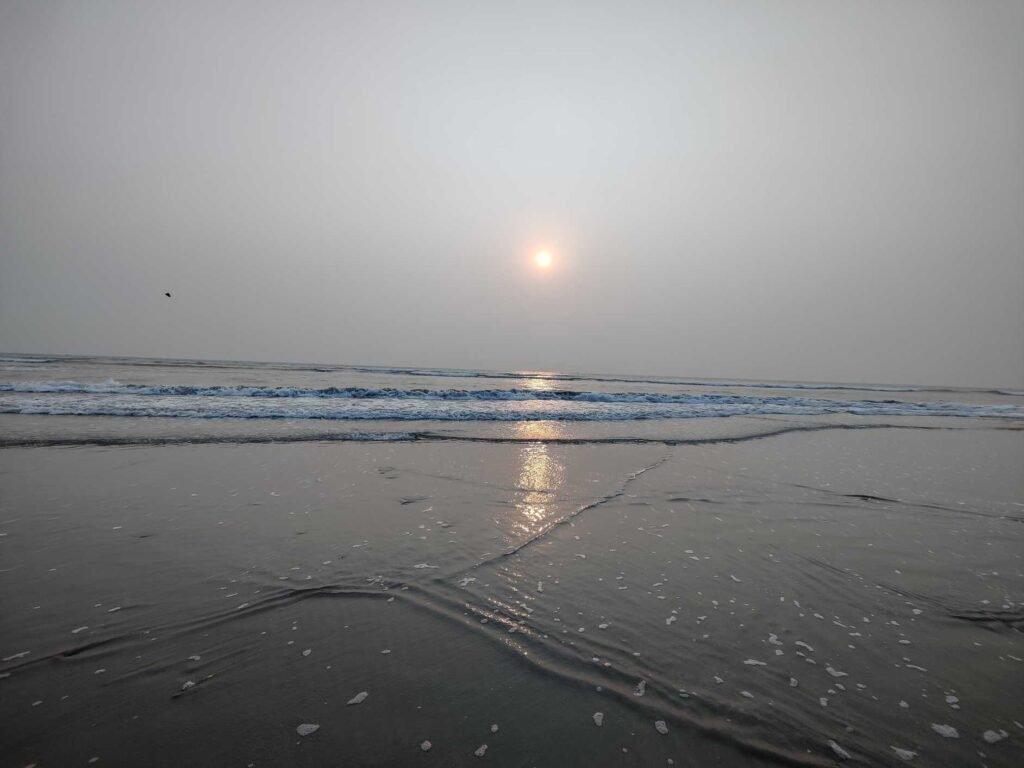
[2,353,1022,766]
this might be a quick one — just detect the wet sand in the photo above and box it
[1,425,1022,766]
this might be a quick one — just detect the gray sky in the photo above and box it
[1,0,1022,387]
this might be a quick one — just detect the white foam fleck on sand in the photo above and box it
[593,712,604,726]
[634,680,647,696]
[826,666,848,678]
[655,720,669,734]
[413,563,438,569]
[828,740,851,760]
[490,724,499,733]
[381,649,391,655]
[795,641,814,653]
[598,623,609,629]
[789,677,798,688]
[931,724,959,738]
[71,626,89,634]
[768,634,782,646]
[740,691,754,699]
[730,575,741,583]
[899,700,909,709]
[982,729,1008,744]
[819,697,829,707]
[744,659,767,666]
[181,680,195,691]
[714,676,724,684]
[891,746,917,761]
[665,616,677,626]
[302,649,311,657]
[2,651,29,662]
[347,691,369,705]
[420,740,432,751]
[296,723,320,736]
[474,744,488,757]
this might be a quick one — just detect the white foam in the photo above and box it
[828,740,851,760]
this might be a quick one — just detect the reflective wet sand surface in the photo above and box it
[1,425,1021,766]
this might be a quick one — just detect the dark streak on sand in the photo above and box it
[3,420,1016,450]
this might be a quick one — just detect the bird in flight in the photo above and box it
[164,292,172,298]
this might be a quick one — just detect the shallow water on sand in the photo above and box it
[1,423,1022,766]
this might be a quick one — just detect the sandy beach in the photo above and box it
[2,417,1021,766]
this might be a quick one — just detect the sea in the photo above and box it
[1,354,1021,446]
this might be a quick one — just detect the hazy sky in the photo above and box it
[1,1,1021,387]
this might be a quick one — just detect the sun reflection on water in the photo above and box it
[512,421,565,539]
[520,375,557,392]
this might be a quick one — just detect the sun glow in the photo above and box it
[534,250,553,269]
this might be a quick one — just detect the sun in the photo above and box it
[534,250,553,269]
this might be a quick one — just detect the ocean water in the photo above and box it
[1,354,1021,443]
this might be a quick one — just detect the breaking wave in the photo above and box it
[1,380,1021,421]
